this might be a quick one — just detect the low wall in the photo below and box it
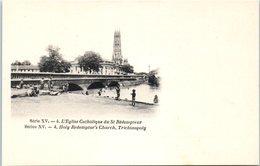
[11,77,146,89]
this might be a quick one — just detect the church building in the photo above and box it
[69,30,129,75]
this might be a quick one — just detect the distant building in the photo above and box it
[70,30,129,75]
[100,60,120,75]
[70,60,84,74]
[69,58,124,75]
[11,65,40,73]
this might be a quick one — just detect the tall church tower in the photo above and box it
[112,30,123,65]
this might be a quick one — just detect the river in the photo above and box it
[87,83,160,103]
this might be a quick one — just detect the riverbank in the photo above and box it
[11,92,158,118]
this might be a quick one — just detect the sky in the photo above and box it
[4,0,258,74]
[5,0,176,72]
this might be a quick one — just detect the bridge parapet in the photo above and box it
[11,72,144,80]
[11,72,146,88]
[11,77,137,82]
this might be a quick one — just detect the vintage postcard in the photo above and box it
[3,0,259,165]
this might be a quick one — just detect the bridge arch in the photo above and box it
[87,82,105,89]
[108,81,120,87]
[68,83,83,91]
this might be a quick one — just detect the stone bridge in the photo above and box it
[11,72,146,91]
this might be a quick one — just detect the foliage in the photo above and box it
[21,60,31,65]
[120,64,134,73]
[148,74,159,87]
[11,60,22,66]
[12,60,32,66]
[78,51,103,73]
[38,45,71,73]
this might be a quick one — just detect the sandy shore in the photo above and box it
[11,92,158,118]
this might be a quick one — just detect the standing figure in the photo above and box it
[40,78,44,90]
[18,79,24,89]
[48,77,53,90]
[65,83,69,92]
[62,85,66,92]
[131,89,136,106]
[34,86,40,96]
[115,86,120,100]
[153,95,159,103]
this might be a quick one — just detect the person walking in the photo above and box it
[131,89,136,106]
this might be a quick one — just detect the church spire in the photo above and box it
[112,30,123,65]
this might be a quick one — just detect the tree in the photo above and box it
[21,60,31,65]
[148,73,159,87]
[11,60,22,66]
[12,60,32,65]
[78,51,103,73]
[38,45,71,73]
[120,64,134,73]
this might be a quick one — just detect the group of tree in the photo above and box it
[77,51,103,73]
[38,45,71,73]
[148,70,160,87]
[37,45,134,74]
[77,52,134,74]
[38,46,104,73]
[120,64,134,73]
[11,60,31,66]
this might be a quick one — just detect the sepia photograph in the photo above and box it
[11,30,161,117]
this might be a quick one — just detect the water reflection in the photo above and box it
[86,84,160,103]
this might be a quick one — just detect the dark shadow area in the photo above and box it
[68,83,83,91]
[108,81,120,87]
[87,82,105,89]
